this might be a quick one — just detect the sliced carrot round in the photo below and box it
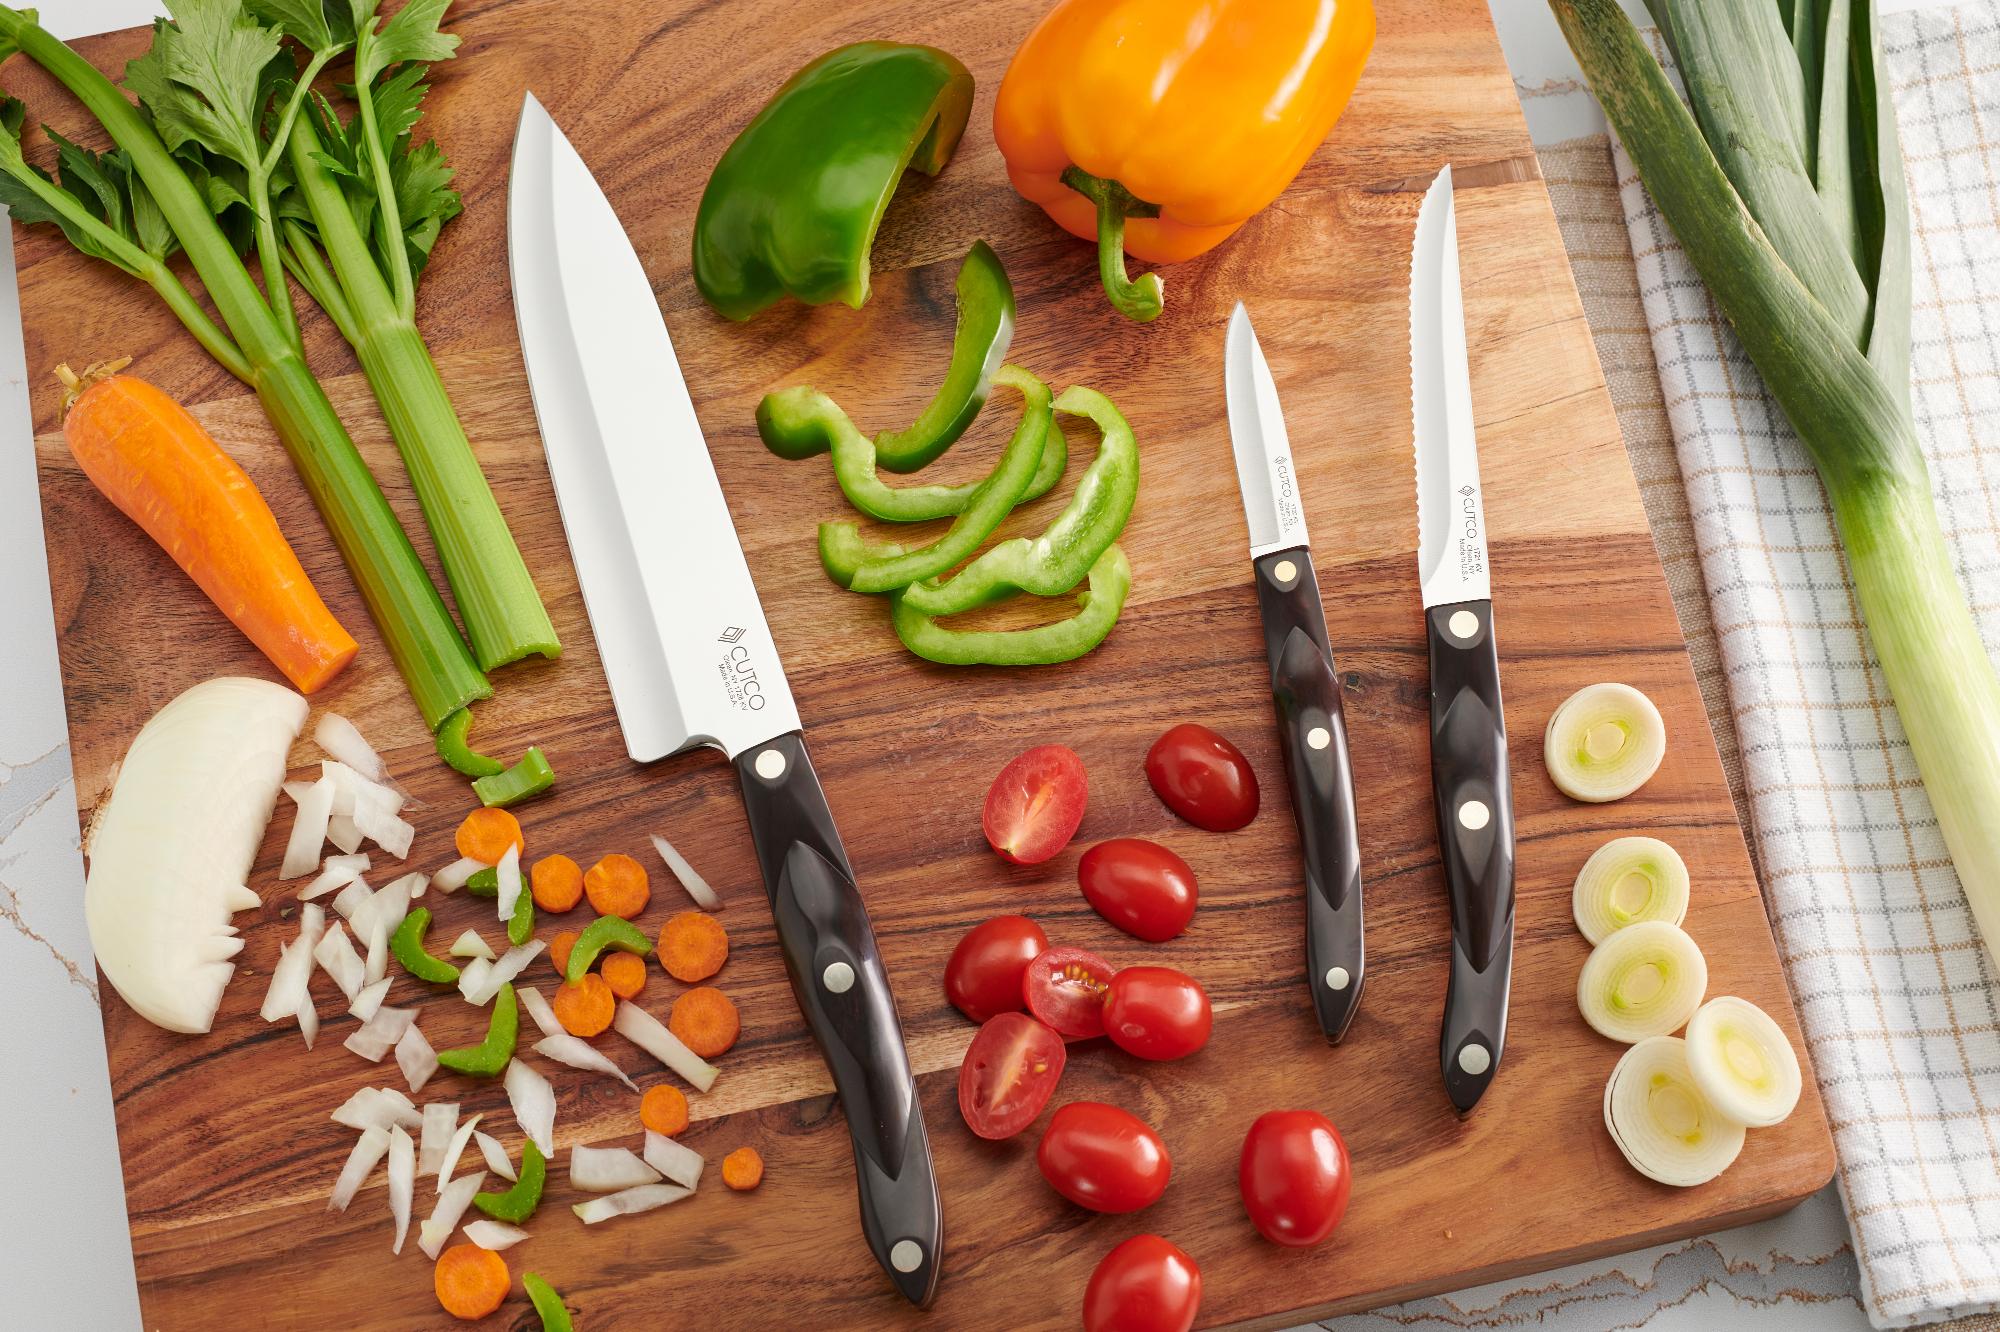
[601,950,647,999]
[584,853,651,918]
[640,1084,689,1137]
[530,853,584,912]
[658,910,729,983]
[456,807,524,864]
[668,985,740,1058]
[435,1242,509,1320]
[548,930,579,979]
[722,1146,764,1191]
[553,972,615,1038]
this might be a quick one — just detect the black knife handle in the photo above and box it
[1427,599,1515,1114]
[1254,547,1366,1043]
[733,732,942,1307]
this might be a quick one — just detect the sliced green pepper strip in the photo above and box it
[473,1138,546,1224]
[464,865,498,897]
[566,914,654,984]
[434,707,506,779]
[522,1274,574,1332]
[508,882,536,948]
[900,385,1138,615]
[693,42,975,321]
[436,982,518,1077]
[390,907,460,985]
[874,241,1015,471]
[818,365,1052,592]
[473,746,555,808]
[892,544,1132,666]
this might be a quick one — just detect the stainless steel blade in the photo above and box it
[1410,165,1493,609]
[1224,303,1309,556]
[508,93,800,761]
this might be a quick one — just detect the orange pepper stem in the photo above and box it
[1060,166,1164,323]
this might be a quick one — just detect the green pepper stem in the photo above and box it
[1060,166,1164,323]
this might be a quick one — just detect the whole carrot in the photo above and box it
[58,361,357,692]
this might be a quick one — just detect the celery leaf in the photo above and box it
[356,0,458,86]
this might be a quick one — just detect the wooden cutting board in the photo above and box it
[16,0,1836,1327]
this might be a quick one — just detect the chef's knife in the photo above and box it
[507,93,943,1306]
[1411,165,1514,1115]
[1224,304,1366,1043]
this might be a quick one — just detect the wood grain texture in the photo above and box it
[16,0,1835,1327]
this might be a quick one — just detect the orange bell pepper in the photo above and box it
[994,0,1376,322]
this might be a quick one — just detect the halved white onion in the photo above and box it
[534,1034,639,1092]
[506,1058,556,1158]
[450,929,496,961]
[643,1131,704,1191]
[474,1131,517,1183]
[1686,996,1802,1128]
[417,1169,487,1260]
[419,1102,458,1176]
[1545,683,1667,802]
[572,1183,693,1225]
[438,1113,483,1191]
[651,833,721,909]
[1573,837,1690,944]
[613,1000,719,1092]
[432,857,486,895]
[1578,919,1707,1043]
[570,1144,662,1193]
[396,1023,438,1095]
[387,1124,415,1254]
[1604,1036,1745,1186]
[315,712,390,785]
[328,1125,390,1212]
[463,1220,531,1251]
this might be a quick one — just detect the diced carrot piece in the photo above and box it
[722,1147,764,1191]
[640,1084,689,1137]
[601,950,647,999]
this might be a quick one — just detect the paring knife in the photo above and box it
[507,93,943,1306]
[1224,304,1367,1043]
[1410,165,1515,1114]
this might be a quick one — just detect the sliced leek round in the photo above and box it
[1573,836,1690,944]
[1603,1035,1745,1187]
[1578,919,1707,1042]
[1545,683,1667,802]
[1686,996,1802,1128]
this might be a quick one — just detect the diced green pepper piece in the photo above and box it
[474,746,556,807]
[472,1138,546,1224]
[390,907,460,984]
[436,983,518,1077]
[434,707,505,779]
[509,883,536,948]
[566,914,654,984]
[465,866,499,897]
[891,544,1132,666]
[522,1273,574,1332]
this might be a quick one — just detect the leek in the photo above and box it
[1552,0,2000,969]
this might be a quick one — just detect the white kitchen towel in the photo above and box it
[1614,6,2000,1327]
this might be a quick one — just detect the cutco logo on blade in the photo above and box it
[715,631,767,711]
[1457,485,1486,581]
[1272,454,1304,531]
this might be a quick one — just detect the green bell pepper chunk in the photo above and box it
[436,983,518,1077]
[817,365,1053,593]
[474,746,555,808]
[508,882,536,948]
[464,866,498,897]
[522,1274,574,1332]
[693,42,975,321]
[566,914,653,984]
[434,708,505,779]
[892,544,1132,666]
[473,1138,546,1224]
[899,386,1139,615]
[390,907,460,985]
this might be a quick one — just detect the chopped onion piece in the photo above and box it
[301,853,371,902]
[505,1058,555,1158]
[344,1004,414,1061]
[387,1123,415,1253]
[463,1219,531,1251]
[329,878,371,923]
[284,779,314,804]
[462,941,546,1006]
[352,875,415,942]
[613,1000,719,1091]
[326,813,364,855]
[457,957,494,1003]
[570,1144,661,1193]
[354,784,415,861]
[1545,682,1668,803]
[474,1130,517,1182]
[432,857,486,895]
[420,1102,458,1175]
[349,976,391,1023]
[328,1125,390,1212]
[1578,920,1708,1043]
[363,918,389,989]
[643,1130,705,1190]
[534,1034,638,1092]
[417,1170,487,1260]
[651,833,720,909]
[313,921,366,1000]
[396,1023,438,1094]
[315,712,389,784]
[1604,1035,1745,1186]
[323,758,404,817]
[331,1087,421,1133]
[1685,996,1802,1128]
[281,778,334,879]
[297,997,319,1049]
[572,1183,692,1224]
[517,986,562,1039]
[1573,837,1690,944]
[259,903,324,1021]
[450,930,496,961]
[438,1113,483,1191]
[495,845,523,923]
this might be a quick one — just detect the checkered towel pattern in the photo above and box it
[1615,7,2000,1327]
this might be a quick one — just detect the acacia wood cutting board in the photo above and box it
[16,0,1836,1326]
